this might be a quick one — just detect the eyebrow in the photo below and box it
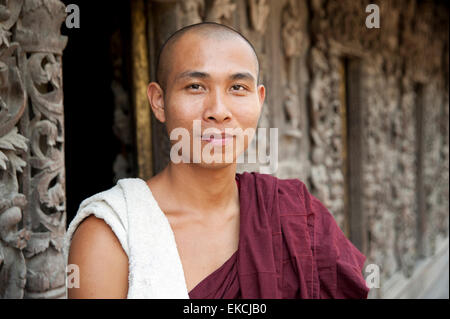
[230,72,255,83]
[175,71,209,82]
[175,70,256,83]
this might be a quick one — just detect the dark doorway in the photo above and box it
[61,1,132,225]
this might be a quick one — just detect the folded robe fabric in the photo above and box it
[190,172,369,298]
[64,172,369,299]
[235,172,369,298]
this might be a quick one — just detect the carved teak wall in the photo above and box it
[0,0,448,299]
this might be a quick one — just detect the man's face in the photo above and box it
[161,32,265,168]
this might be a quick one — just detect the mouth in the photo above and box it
[200,132,234,146]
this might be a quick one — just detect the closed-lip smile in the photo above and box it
[201,132,234,145]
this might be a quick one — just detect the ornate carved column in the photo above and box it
[0,0,28,299]
[0,0,67,299]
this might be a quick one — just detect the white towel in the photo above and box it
[63,178,189,299]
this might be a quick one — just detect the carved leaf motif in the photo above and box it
[43,54,61,89]
[0,150,7,170]
[29,54,52,86]
[2,151,26,173]
[22,233,50,259]
[0,28,11,48]
[44,182,64,209]
[0,127,28,152]
[0,127,28,171]
[26,53,62,95]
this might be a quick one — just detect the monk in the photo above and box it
[67,22,369,299]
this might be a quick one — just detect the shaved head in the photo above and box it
[156,22,260,91]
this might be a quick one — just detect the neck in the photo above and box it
[161,162,239,216]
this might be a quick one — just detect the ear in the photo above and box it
[257,84,266,108]
[147,82,166,123]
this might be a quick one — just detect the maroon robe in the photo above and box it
[188,172,369,299]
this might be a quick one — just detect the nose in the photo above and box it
[203,88,232,124]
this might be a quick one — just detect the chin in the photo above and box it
[194,161,236,170]
[188,146,246,170]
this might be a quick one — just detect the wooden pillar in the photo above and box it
[414,83,426,258]
[339,59,350,239]
[130,0,153,180]
[341,57,367,254]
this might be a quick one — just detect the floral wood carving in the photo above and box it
[0,0,68,299]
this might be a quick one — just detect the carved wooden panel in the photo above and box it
[0,0,67,299]
[0,0,28,298]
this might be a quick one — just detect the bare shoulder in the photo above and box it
[68,215,129,299]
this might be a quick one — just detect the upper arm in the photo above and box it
[67,215,129,299]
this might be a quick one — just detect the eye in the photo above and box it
[186,83,203,90]
[231,84,246,92]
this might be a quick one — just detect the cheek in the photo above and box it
[165,94,202,132]
[233,97,262,129]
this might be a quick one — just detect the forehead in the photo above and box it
[168,32,258,80]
